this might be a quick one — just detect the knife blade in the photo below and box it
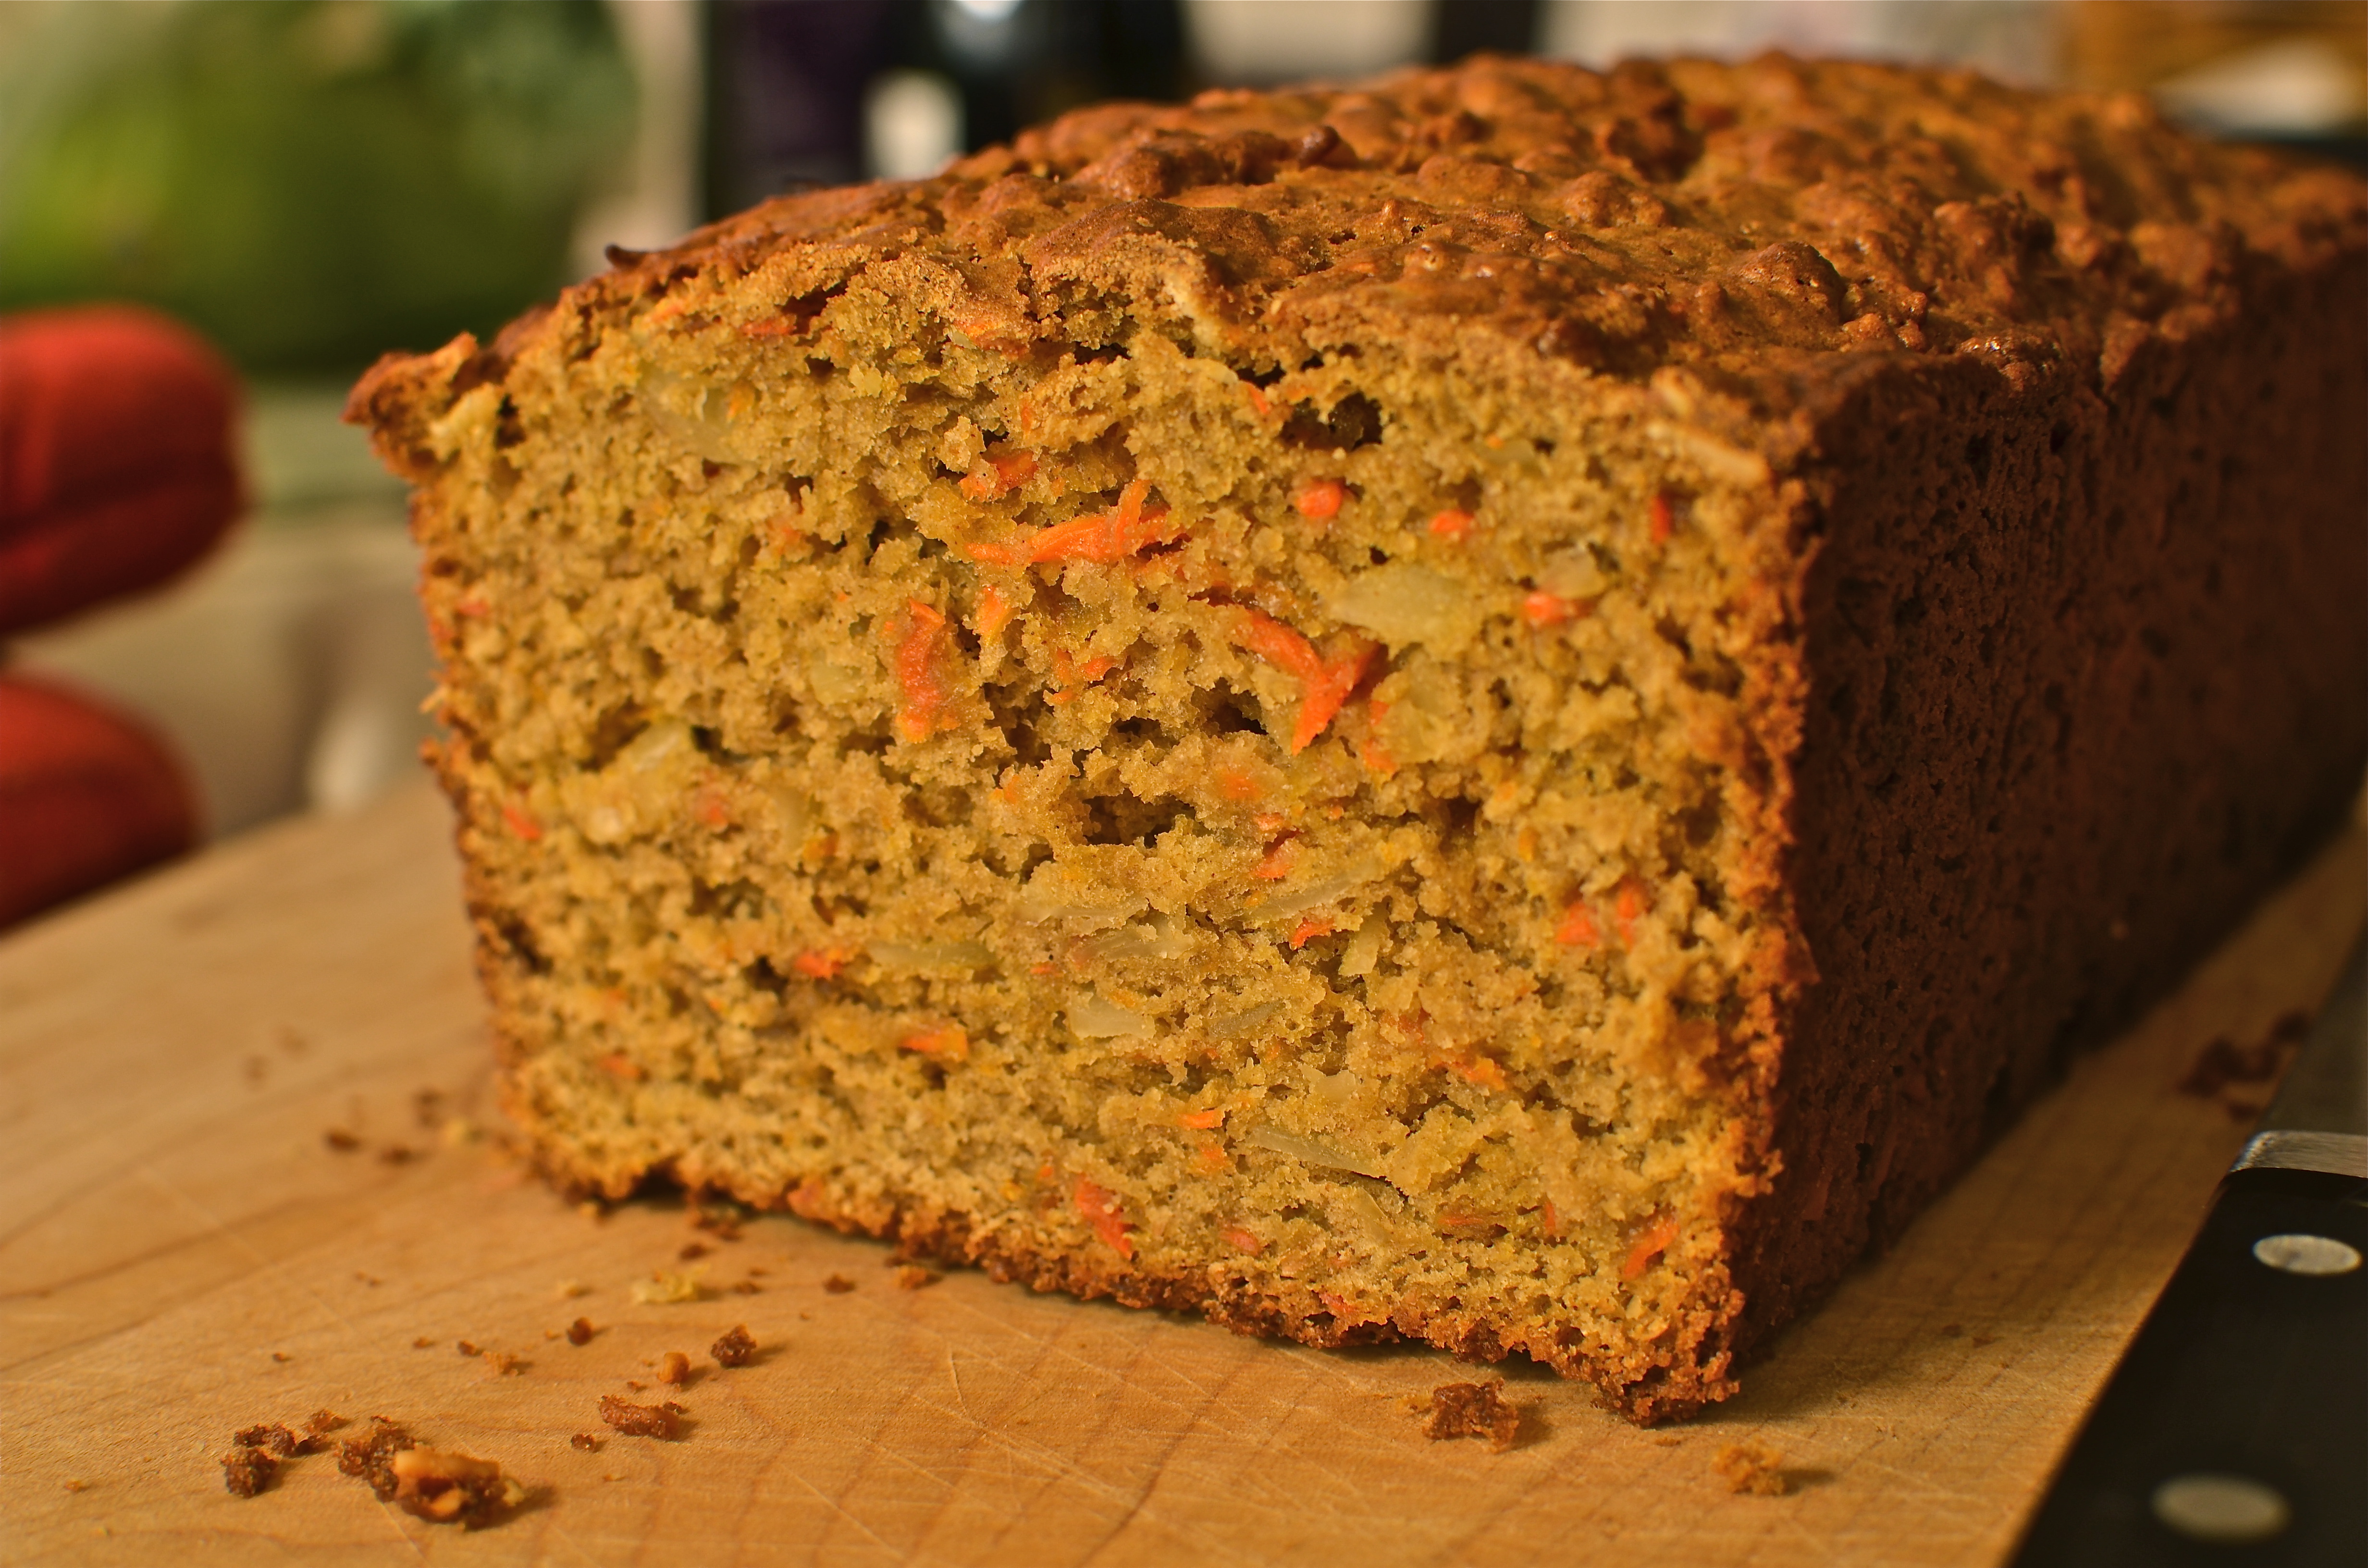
[2010,934,2366,1567]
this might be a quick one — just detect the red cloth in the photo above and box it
[0,305,244,636]
[0,674,197,926]
[0,305,240,927]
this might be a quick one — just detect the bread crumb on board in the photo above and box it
[598,1396,686,1440]
[711,1324,757,1367]
[333,1417,522,1524]
[1413,1380,1521,1452]
[631,1270,707,1304]
[1714,1441,1789,1495]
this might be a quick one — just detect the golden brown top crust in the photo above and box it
[353,52,2364,466]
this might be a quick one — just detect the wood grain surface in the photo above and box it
[2,778,2359,1568]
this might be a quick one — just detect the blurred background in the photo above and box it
[1,0,2362,919]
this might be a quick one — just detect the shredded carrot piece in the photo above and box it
[1252,841,1295,881]
[739,318,798,340]
[1194,1141,1230,1174]
[1649,491,1676,544]
[1428,508,1475,541]
[974,584,1015,642]
[691,787,731,829]
[791,947,852,980]
[1614,877,1648,946]
[1029,961,1057,976]
[951,314,1029,357]
[1253,812,1289,834]
[1073,1178,1135,1260]
[1294,477,1347,522]
[455,595,490,619]
[1622,1216,1679,1280]
[1227,609,1375,752]
[597,1053,644,1082]
[1216,766,1264,803]
[1016,398,1037,435]
[501,801,543,842]
[1447,1054,1509,1090]
[1523,590,1580,627]
[1289,916,1334,949]
[889,600,956,743]
[965,478,1175,567]
[1177,1108,1225,1131]
[959,449,1038,502]
[1243,383,1271,418]
[900,1026,970,1063]
[1539,1198,1561,1239]
[1223,1225,1265,1255]
[1554,900,1601,948]
[1356,702,1397,776]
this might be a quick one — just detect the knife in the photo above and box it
[2010,935,2366,1566]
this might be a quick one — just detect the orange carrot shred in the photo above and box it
[1554,900,1601,948]
[900,1026,970,1062]
[1294,478,1347,523]
[1223,1225,1265,1255]
[1194,1141,1230,1174]
[1216,767,1263,803]
[1540,1198,1561,1238]
[1446,1054,1509,1090]
[1252,842,1295,881]
[1622,1216,1679,1280]
[1428,508,1475,541]
[739,318,798,340]
[1615,878,1648,946]
[1226,609,1374,752]
[890,600,956,743]
[502,801,543,842]
[967,478,1175,568]
[1288,916,1334,949]
[1523,590,1579,627]
[1243,383,1271,418]
[960,449,1039,502]
[1649,491,1676,544]
[1073,1178,1135,1260]
[791,947,852,980]
[597,1052,644,1082]
[974,584,1015,641]
[1177,1108,1224,1131]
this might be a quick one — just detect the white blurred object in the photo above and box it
[1542,0,2058,86]
[1186,0,1434,86]
[10,386,438,839]
[867,69,964,180]
[573,0,703,272]
[14,517,436,836]
[2153,37,2368,136]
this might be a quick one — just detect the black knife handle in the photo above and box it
[2010,1166,2367,1567]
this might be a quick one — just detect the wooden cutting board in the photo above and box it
[2,777,2359,1568]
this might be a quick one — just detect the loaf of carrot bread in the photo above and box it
[350,55,2367,1421]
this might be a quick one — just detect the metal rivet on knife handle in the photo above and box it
[2149,1474,2292,1544]
[2250,1232,2363,1276]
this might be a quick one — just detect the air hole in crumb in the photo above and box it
[1281,391,1382,451]
[1201,682,1266,736]
[1082,792,1192,847]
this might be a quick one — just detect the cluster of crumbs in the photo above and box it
[1413,1380,1522,1452]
